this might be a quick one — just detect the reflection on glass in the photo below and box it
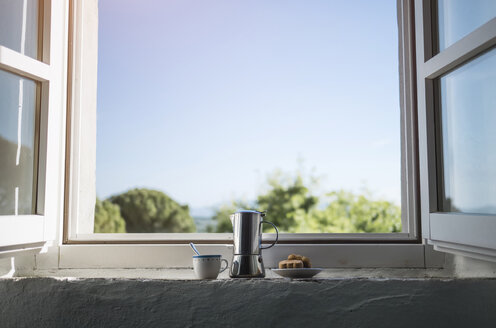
[439,49,496,214]
[437,0,496,52]
[0,0,39,59]
[0,69,38,215]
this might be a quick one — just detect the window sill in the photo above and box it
[29,243,445,270]
[6,267,455,280]
[2,273,495,327]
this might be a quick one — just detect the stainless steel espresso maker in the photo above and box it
[229,210,279,278]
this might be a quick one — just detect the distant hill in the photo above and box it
[189,207,215,218]
[193,215,216,233]
[190,207,216,232]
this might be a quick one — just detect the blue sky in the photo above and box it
[96,0,401,212]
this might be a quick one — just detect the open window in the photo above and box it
[66,0,420,242]
[55,0,444,269]
[415,0,496,262]
[0,0,485,270]
[14,0,496,270]
[0,0,66,256]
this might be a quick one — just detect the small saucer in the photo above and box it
[272,268,323,279]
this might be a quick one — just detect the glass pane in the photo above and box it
[439,48,496,214]
[0,69,38,215]
[95,0,402,233]
[437,0,496,52]
[0,0,40,59]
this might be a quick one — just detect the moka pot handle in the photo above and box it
[260,220,279,250]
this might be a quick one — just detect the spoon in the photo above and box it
[189,242,201,256]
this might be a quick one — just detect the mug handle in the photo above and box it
[260,220,279,250]
[219,259,229,273]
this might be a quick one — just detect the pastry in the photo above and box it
[278,259,304,269]
[283,254,311,268]
[301,256,311,268]
[287,254,301,261]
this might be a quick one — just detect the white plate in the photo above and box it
[272,268,323,279]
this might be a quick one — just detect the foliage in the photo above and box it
[94,198,126,233]
[206,203,237,233]
[291,190,401,233]
[95,172,401,234]
[209,171,401,233]
[256,171,319,232]
[208,171,319,233]
[109,188,196,233]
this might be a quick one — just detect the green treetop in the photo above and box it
[208,170,401,234]
[291,190,401,233]
[109,188,196,233]
[94,198,126,233]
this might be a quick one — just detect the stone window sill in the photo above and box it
[2,272,495,328]
[3,267,457,280]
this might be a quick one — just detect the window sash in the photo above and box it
[430,213,496,250]
[65,0,421,243]
[0,1,49,249]
[421,18,496,79]
[415,0,496,260]
[0,0,67,252]
[68,232,413,244]
[0,46,50,81]
[0,215,45,247]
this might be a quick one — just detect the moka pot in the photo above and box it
[229,210,279,278]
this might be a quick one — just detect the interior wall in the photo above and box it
[1,277,495,328]
[450,254,496,278]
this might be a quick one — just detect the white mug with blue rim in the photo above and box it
[193,255,228,279]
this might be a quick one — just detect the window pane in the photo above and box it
[95,0,401,234]
[0,69,38,215]
[439,48,496,214]
[0,0,40,59]
[437,0,496,52]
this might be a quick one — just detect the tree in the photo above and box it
[256,171,319,232]
[206,203,237,233]
[206,201,252,233]
[94,198,126,233]
[209,170,401,234]
[109,188,196,233]
[292,190,402,233]
[208,170,319,233]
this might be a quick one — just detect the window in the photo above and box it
[2,0,493,270]
[67,0,419,242]
[416,0,496,261]
[0,0,66,252]
[54,0,445,270]
[94,0,405,236]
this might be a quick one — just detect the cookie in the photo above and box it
[278,259,304,268]
[301,256,311,268]
[288,254,303,261]
[285,254,311,268]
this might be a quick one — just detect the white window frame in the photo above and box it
[55,0,446,269]
[0,0,67,255]
[415,0,496,262]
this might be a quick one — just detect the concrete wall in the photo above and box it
[451,254,496,278]
[1,278,495,328]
